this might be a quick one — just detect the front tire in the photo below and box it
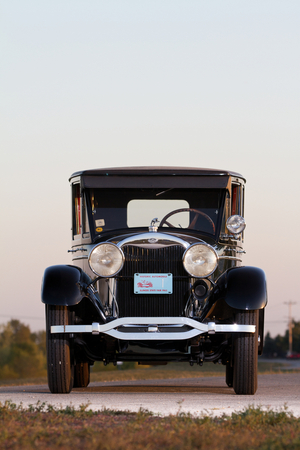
[233,310,258,395]
[46,305,74,394]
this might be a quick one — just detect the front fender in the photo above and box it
[216,266,267,310]
[41,265,92,306]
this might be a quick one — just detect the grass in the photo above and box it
[1,362,298,449]
[0,401,299,450]
[0,359,297,387]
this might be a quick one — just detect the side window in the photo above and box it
[231,184,241,216]
[220,191,231,235]
[220,184,245,239]
[82,193,89,236]
[72,184,81,238]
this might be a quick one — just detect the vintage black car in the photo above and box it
[41,167,267,395]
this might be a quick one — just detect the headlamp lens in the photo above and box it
[89,243,124,277]
[183,244,218,278]
[226,215,246,235]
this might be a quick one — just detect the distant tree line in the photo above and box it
[0,319,300,380]
[263,320,300,357]
[0,320,46,380]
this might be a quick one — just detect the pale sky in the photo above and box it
[1,1,299,338]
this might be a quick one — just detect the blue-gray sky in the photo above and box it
[1,1,299,337]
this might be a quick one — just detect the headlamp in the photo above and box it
[88,243,124,277]
[226,215,246,235]
[183,243,218,278]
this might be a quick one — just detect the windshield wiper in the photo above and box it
[156,188,174,197]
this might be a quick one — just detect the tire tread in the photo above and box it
[233,310,258,395]
[46,305,73,394]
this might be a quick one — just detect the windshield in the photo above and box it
[86,188,225,237]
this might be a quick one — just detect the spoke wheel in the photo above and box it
[233,310,258,395]
[74,362,90,388]
[46,305,74,394]
[160,208,215,232]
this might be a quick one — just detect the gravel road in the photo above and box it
[1,373,299,417]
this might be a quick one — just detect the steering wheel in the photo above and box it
[160,208,215,232]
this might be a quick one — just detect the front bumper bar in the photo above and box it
[51,317,255,340]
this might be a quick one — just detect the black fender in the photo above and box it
[41,264,94,306]
[216,266,267,311]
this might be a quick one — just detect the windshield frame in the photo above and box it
[84,187,227,242]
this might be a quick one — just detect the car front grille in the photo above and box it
[116,245,190,317]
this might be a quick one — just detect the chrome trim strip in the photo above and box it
[51,317,255,340]
[117,232,191,249]
[218,256,242,262]
[68,247,88,253]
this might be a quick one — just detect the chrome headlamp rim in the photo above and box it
[88,242,125,277]
[226,215,246,235]
[182,243,218,279]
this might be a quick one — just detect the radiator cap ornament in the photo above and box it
[149,218,159,232]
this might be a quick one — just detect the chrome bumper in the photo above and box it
[51,317,255,340]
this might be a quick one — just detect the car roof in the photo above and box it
[70,167,245,180]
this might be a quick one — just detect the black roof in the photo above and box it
[70,167,245,180]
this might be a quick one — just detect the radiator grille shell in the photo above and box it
[116,245,190,317]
